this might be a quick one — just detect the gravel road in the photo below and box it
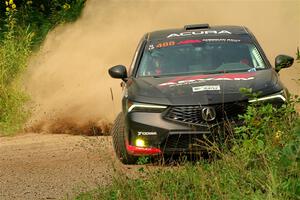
[0,134,138,200]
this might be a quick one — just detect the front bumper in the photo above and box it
[125,92,287,156]
[125,112,236,155]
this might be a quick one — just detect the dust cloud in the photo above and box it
[24,0,300,133]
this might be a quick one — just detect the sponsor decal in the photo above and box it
[202,38,240,42]
[137,131,157,136]
[159,72,256,87]
[149,38,240,51]
[150,39,202,50]
[156,41,176,48]
[192,85,220,92]
[167,30,232,38]
[177,39,202,45]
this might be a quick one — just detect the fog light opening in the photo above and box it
[135,138,146,147]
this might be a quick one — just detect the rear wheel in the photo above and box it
[111,113,138,164]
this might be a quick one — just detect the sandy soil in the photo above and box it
[0,134,139,200]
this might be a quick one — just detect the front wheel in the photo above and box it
[111,113,138,164]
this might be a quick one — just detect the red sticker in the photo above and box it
[177,39,202,45]
[159,72,256,87]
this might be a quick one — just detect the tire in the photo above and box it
[111,113,138,164]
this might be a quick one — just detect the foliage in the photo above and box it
[0,0,86,48]
[76,99,300,200]
[137,156,151,165]
[0,7,32,134]
[0,0,85,135]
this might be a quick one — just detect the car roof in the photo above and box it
[146,24,252,41]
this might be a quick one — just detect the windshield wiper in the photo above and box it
[220,69,251,73]
[152,75,161,78]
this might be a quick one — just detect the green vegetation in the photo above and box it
[0,0,85,135]
[76,99,300,200]
[0,0,86,48]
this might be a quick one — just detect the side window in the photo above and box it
[250,45,265,68]
[128,38,145,77]
[138,52,153,76]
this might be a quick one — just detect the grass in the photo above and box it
[0,13,32,135]
[0,86,30,135]
[75,99,300,200]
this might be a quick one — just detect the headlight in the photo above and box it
[248,90,286,103]
[128,101,167,113]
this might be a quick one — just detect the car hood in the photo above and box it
[127,69,283,105]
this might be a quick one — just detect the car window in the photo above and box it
[137,40,267,77]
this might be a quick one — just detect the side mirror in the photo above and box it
[275,55,294,72]
[108,65,128,81]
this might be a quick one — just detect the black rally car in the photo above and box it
[108,24,294,164]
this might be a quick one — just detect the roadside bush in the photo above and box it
[76,99,300,200]
[231,97,300,199]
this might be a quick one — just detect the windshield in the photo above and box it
[137,39,267,77]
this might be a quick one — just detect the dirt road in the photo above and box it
[0,134,139,200]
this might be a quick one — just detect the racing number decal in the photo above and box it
[156,41,176,48]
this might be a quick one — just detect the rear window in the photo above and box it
[137,38,267,77]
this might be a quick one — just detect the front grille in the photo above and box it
[163,102,247,126]
[162,134,207,151]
